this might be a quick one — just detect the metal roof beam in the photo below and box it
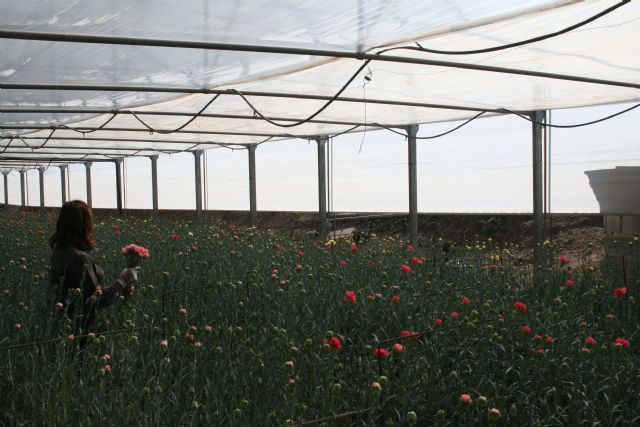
[0,85,504,114]
[0,135,254,146]
[0,125,329,139]
[0,108,389,128]
[0,30,638,89]
[0,157,115,162]
[0,146,181,152]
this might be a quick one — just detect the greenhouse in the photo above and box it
[1,1,639,425]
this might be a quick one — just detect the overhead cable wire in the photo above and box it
[0,138,13,154]
[377,0,630,56]
[130,94,221,134]
[58,113,117,135]
[498,103,640,128]
[225,0,629,132]
[373,112,487,139]
[36,130,56,149]
[230,59,372,128]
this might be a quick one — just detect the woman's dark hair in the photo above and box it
[49,200,96,251]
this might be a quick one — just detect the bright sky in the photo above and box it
[4,102,639,214]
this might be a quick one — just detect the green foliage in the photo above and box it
[0,210,638,426]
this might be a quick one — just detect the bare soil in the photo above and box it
[20,206,607,264]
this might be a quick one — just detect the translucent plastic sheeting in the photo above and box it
[2,0,640,169]
[1,1,567,119]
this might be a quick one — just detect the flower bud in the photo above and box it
[477,396,488,408]
[371,382,382,395]
[488,408,501,424]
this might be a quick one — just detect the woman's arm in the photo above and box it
[72,256,126,310]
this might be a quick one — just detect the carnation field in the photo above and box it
[1,209,639,426]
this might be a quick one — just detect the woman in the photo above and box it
[49,200,137,335]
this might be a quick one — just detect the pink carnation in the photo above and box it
[122,244,150,268]
[122,244,150,259]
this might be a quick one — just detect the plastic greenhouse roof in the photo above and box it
[1,0,639,170]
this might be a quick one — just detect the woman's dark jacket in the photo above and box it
[50,246,125,333]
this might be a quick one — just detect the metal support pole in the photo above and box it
[38,167,45,208]
[114,159,123,216]
[59,165,67,205]
[84,162,93,208]
[194,150,203,223]
[2,172,7,206]
[531,111,545,282]
[317,137,328,242]
[407,124,419,244]
[19,171,26,208]
[248,145,257,226]
[150,155,159,217]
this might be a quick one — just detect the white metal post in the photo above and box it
[531,111,545,280]
[317,137,328,242]
[59,165,67,205]
[19,170,26,208]
[248,144,257,226]
[85,162,93,208]
[150,155,159,217]
[114,159,123,216]
[407,124,419,244]
[38,167,45,208]
[194,150,203,222]
[2,172,7,206]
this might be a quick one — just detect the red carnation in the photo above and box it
[613,287,627,300]
[344,290,357,304]
[614,337,630,348]
[513,301,528,313]
[323,336,342,351]
[373,348,390,359]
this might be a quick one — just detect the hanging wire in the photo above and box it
[378,1,630,56]
[0,138,14,154]
[130,95,221,134]
[58,114,117,135]
[498,103,640,128]
[358,67,372,154]
[373,112,486,139]
[229,59,372,128]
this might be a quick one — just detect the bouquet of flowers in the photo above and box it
[121,243,150,268]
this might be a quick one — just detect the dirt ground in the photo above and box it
[19,206,608,265]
